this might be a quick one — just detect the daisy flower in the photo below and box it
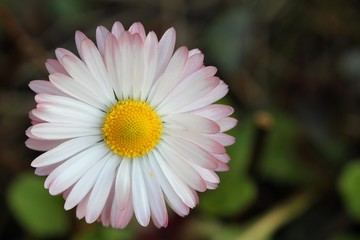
[26,21,237,228]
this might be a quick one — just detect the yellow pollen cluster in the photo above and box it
[102,99,162,158]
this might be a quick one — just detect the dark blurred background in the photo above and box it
[1,0,360,239]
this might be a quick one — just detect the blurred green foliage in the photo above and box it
[259,111,315,185]
[73,226,134,240]
[7,173,69,237]
[205,8,255,73]
[331,233,360,240]
[338,160,360,220]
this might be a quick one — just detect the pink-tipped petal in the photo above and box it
[163,113,220,134]
[29,80,67,96]
[218,117,238,132]
[111,21,125,39]
[85,154,118,223]
[45,59,68,75]
[96,26,110,56]
[75,31,88,60]
[156,27,176,78]
[132,159,151,226]
[128,22,146,41]
[149,46,188,107]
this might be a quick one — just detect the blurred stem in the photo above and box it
[235,189,317,240]
[248,111,273,175]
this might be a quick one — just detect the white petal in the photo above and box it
[55,48,77,62]
[182,51,204,78]
[114,158,131,210]
[29,112,43,125]
[156,27,176,79]
[207,133,236,146]
[129,34,144,99]
[104,33,122,98]
[218,117,238,132]
[140,31,159,101]
[163,134,219,169]
[100,185,115,227]
[179,65,217,87]
[34,162,61,176]
[149,46,188,107]
[166,128,226,154]
[111,21,125,39]
[116,32,133,99]
[62,186,72,199]
[163,114,220,134]
[26,126,42,140]
[35,93,104,119]
[157,76,220,115]
[174,80,229,113]
[51,153,105,196]
[132,158,150,226]
[188,48,201,56]
[148,151,189,217]
[29,111,43,125]
[192,104,234,121]
[159,141,207,192]
[30,122,101,140]
[76,192,90,219]
[96,26,110,56]
[25,138,65,151]
[44,143,109,188]
[64,153,109,210]
[211,152,230,163]
[142,155,168,227]
[59,55,111,108]
[216,162,229,171]
[29,80,66,96]
[158,65,217,106]
[128,22,146,41]
[80,39,116,104]
[153,149,197,208]
[191,165,220,184]
[31,136,102,167]
[75,31,88,60]
[85,154,119,223]
[113,32,144,99]
[49,72,106,110]
[32,106,101,127]
[45,59,67,75]
[110,189,134,229]
[205,181,218,189]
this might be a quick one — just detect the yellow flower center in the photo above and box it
[102,99,162,158]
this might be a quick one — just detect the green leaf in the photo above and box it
[212,222,271,240]
[199,174,256,217]
[331,232,360,240]
[7,172,69,237]
[338,160,360,220]
[100,227,134,240]
[73,225,134,240]
[211,225,244,240]
[259,112,314,185]
[199,116,257,217]
[184,218,270,240]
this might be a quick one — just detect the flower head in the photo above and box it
[26,21,237,228]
